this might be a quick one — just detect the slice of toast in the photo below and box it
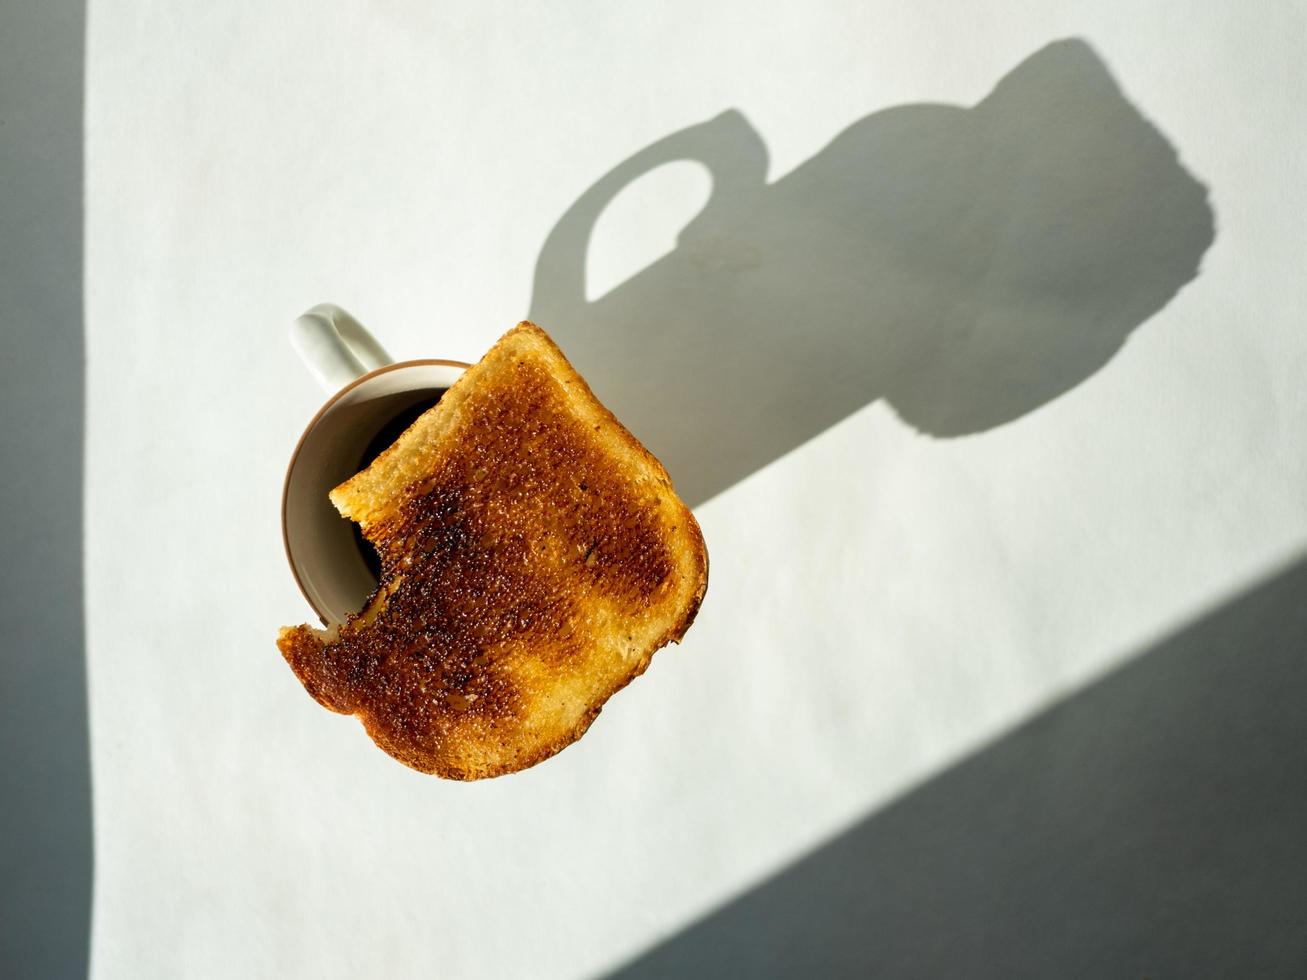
[278,321,708,779]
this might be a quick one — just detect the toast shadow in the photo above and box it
[531,39,1214,506]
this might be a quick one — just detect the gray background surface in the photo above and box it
[0,2,92,978]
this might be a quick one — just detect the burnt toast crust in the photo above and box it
[278,322,708,779]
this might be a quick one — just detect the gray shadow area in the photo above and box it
[532,39,1215,506]
[0,2,92,977]
[610,556,1307,978]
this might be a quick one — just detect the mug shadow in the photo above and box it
[531,38,1215,506]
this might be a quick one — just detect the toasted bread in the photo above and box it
[278,321,708,779]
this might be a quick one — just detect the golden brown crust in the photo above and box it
[278,321,708,779]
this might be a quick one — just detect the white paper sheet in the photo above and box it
[83,2,1307,977]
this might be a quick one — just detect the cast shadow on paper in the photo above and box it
[610,555,1307,978]
[531,39,1215,506]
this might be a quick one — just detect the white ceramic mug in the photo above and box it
[282,304,470,626]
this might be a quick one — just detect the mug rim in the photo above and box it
[282,357,472,623]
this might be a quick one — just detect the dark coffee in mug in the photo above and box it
[350,391,448,580]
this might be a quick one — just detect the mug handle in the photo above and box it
[530,110,767,314]
[290,304,394,393]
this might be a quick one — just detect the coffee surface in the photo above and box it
[351,392,447,581]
